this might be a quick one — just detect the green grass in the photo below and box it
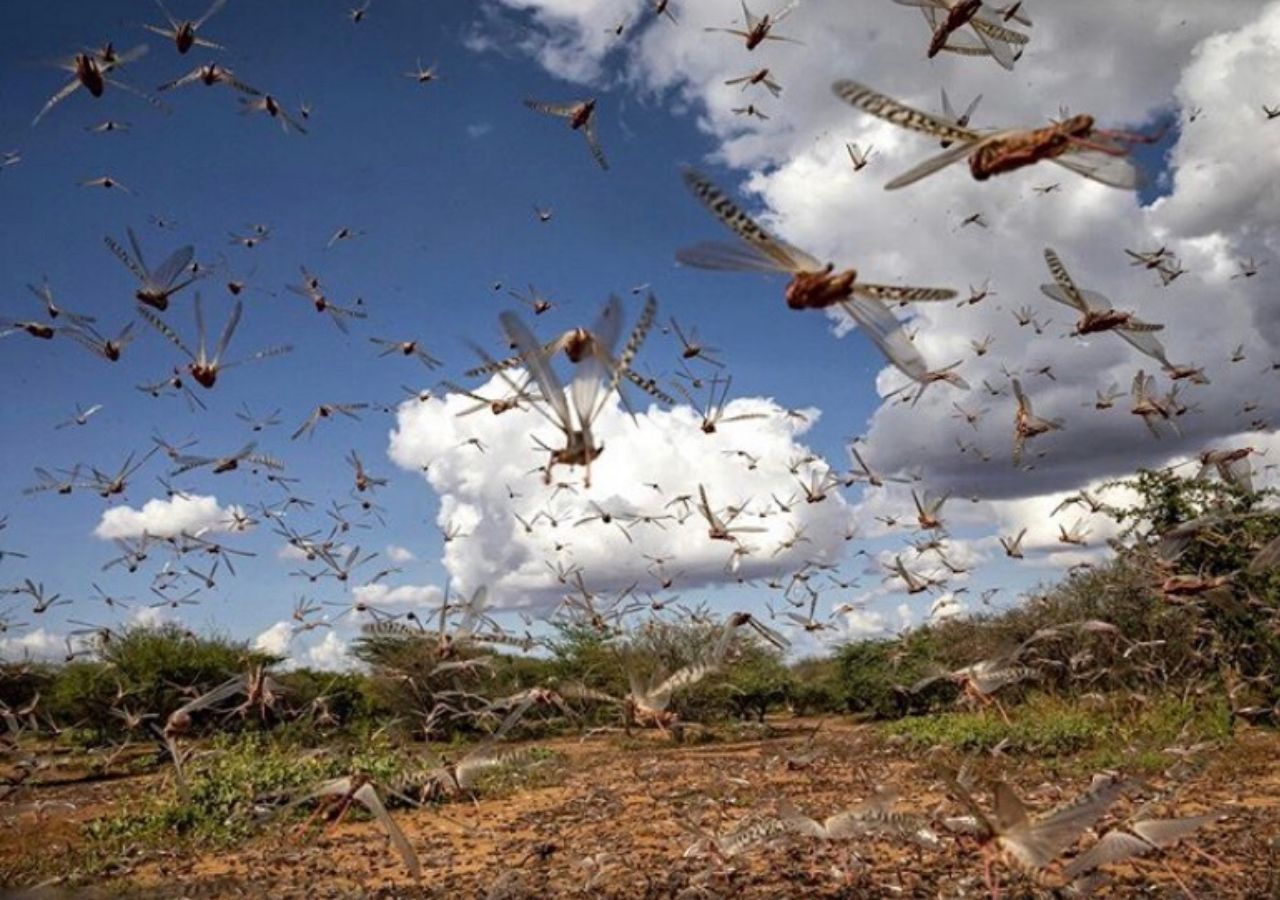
[83,733,564,863]
[882,693,1233,773]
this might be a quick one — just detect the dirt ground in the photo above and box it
[3,719,1278,899]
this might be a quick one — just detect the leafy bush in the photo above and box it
[86,731,408,850]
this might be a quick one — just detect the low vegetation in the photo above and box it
[1,469,1276,885]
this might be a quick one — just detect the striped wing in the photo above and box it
[852,283,957,302]
[680,168,823,273]
[971,13,1031,44]
[524,99,576,119]
[1041,248,1088,311]
[832,80,981,145]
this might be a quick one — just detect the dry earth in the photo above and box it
[2,719,1279,898]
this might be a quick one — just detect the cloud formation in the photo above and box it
[94,494,245,541]
[460,0,1280,622]
[389,373,855,608]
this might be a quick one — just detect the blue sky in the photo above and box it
[3,0,1274,662]
[0,0,906,651]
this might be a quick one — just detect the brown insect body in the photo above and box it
[24,323,57,339]
[927,0,982,57]
[136,288,170,311]
[175,23,196,54]
[561,328,596,363]
[570,100,596,130]
[744,21,770,49]
[971,116,1096,180]
[76,54,106,97]
[189,364,218,389]
[783,264,858,310]
[1074,309,1137,335]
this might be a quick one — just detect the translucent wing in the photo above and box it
[1007,776,1129,870]
[212,299,243,364]
[1062,830,1152,878]
[150,244,196,291]
[941,87,957,121]
[885,137,1003,190]
[157,68,204,92]
[498,312,571,431]
[1131,815,1217,848]
[195,0,228,29]
[1115,326,1169,365]
[831,80,981,144]
[1050,150,1139,190]
[851,283,956,302]
[970,20,1019,69]
[837,297,928,381]
[1040,283,1088,313]
[571,297,623,428]
[351,782,421,879]
[583,119,609,170]
[524,99,576,119]
[681,168,823,272]
[190,295,210,363]
[676,241,797,274]
[32,78,82,126]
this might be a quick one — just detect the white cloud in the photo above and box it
[835,606,889,639]
[386,545,417,564]
[254,621,293,657]
[457,1,1280,630]
[304,631,351,671]
[128,605,177,628]
[0,627,66,661]
[388,374,856,608]
[94,494,244,541]
[351,581,444,609]
[929,591,968,623]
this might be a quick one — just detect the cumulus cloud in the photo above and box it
[303,632,351,671]
[352,581,443,609]
[386,545,417,564]
[388,373,856,608]
[0,627,67,661]
[468,2,1279,496]
[94,494,245,541]
[451,1,1280,621]
[254,621,294,657]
